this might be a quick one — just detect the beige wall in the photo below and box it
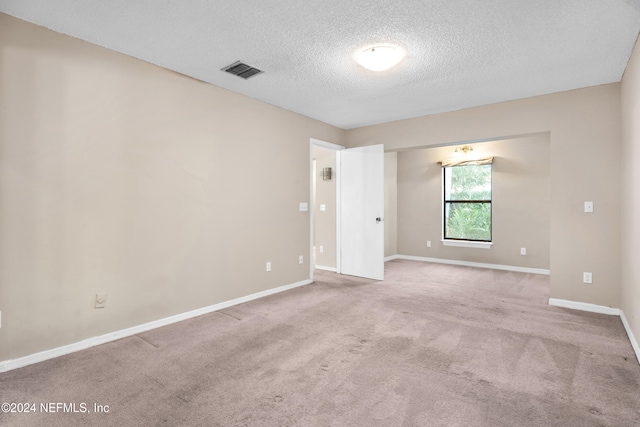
[621,36,640,352]
[312,146,337,269]
[0,14,345,361]
[347,84,621,308]
[396,135,550,269]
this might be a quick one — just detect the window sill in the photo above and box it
[441,240,493,249]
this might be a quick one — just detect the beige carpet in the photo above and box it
[1,259,639,426]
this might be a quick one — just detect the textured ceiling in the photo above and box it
[1,0,640,129]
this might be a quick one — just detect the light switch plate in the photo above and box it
[299,202,308,212]
[320,204,326,211]
[584,201,594,213]
[95,293,107,309]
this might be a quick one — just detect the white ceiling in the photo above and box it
[1,0,640,129]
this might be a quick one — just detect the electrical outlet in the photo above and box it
[583,272,593,284]
[299,255,304,264]
[520,247,526,255]
[266,262,271,272]
[319,246,324,253]
[427,241,431,248]
[95,293,107,309]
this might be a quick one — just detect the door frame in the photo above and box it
[309,138,344,281]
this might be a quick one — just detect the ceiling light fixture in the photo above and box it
[356,45,405,71]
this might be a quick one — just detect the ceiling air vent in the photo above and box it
[221,61,263,79]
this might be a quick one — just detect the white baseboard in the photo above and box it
[314,265,337,272]
[620,310,640,365]
[390,254,550,275]
[549,299,639,366]
[0,279,313,373]
[548,298,621,315]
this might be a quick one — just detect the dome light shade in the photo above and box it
[356,45,404,71]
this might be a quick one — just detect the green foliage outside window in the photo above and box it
[444,164,492,241]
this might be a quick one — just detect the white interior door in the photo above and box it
[339,144,384,280]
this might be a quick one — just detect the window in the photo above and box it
[443,162,492,242]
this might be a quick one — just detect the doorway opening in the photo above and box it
[310,138,343,281]
[309,139,386,282]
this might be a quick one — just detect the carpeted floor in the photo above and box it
[1,259,639,426]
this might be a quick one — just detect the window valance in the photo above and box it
[440,157,494,167]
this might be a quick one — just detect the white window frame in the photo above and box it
[441,163,493,249]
